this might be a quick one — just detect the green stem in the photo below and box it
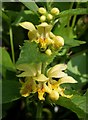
[36,101,43,120]
[71,3,79,28]
[42,62,47,74]
[71,14,77,28]
[43,108,52,120]
[67,2,74,27]
[9,27,15,64]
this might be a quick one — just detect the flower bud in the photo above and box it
[53,36,64,48]
[40,15,46,22]
[45,49,52,56]
[49,90,59,100]
[38,7,46,14]
[47,14,53,20]
[51,8,60,15]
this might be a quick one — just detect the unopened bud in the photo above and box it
[40,15,46,22]
[49,90,59,100]
[47,14,53,20]
[38,7,46,14]
[54,36,64,48]
[51,8,60,15]
[45,49,52,56]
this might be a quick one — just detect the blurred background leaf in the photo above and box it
[1,80,21,104]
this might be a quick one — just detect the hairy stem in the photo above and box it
[9,27,15,64]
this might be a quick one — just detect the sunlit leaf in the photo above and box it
[55,94,88,119]
[58,8,88,17]
[53,27,86,47]
[67,52,88,83]
[16,41,58,65]
[19,0,39,14]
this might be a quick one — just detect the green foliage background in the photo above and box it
[1,1,88,120]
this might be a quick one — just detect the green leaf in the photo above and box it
[19,0,39,14]
[58,8,88,17]
[12,10,39,25]
[2,11,11,24]
[53,27,86,47]
[0,47,16,74]
[2,80,21,104]
[67,52,88,83]
[16,41,58,65]
[55,94,87,119]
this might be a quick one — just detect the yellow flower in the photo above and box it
[19,21,64,53]
[20,77,37,97]
[17,63,77,101]
[17,63,49,99]
[44,64,77,100]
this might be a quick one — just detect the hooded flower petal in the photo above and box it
[19,22,36,31]
[37,22,52,37]
[47,64,67,77]
[17,71,36,77]
[48,71,67,78]
[33,74,49,82]
[58,76,77,85]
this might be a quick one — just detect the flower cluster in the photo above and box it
[17,63,77,101]
[38,7,60,23]
[19,7,64,55]
[17,7,77,101]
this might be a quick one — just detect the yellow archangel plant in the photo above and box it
[17,7,77,101]
[17,63,77,101]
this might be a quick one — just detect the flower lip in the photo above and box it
[58,76,77,85]
[33,74,49,82]
[19,22,36,31]
[47,64,67,77]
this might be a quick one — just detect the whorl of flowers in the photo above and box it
[17,7,77,101]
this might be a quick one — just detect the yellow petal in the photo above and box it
[33,74,49,82]
[58,87,73,98]
[49,90,59,100]
[48,71,67,78]
[43,83,52,94]
[19,22,36,31]
[38,89,45,100]
[20,79,33,97]
[58,76,77,85]
[37,22,52,35]
[47,64,67,76]
[17,71,35,77]
[28,31,37,40]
